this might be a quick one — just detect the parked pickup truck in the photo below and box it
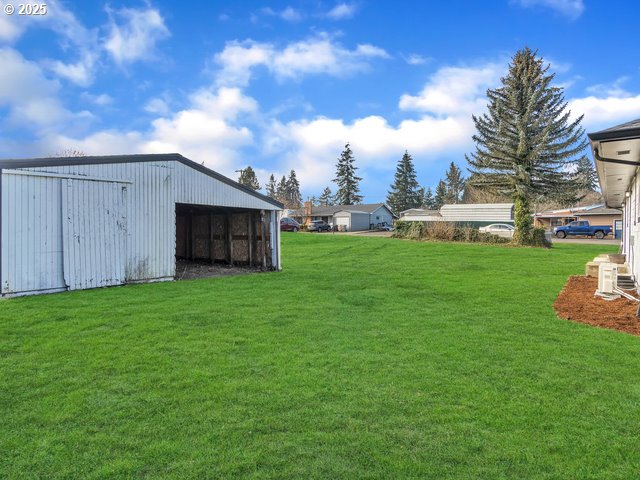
[553,221,611,239]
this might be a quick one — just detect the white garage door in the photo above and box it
[334,216,350,229]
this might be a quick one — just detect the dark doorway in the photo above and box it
[175,203,272,269]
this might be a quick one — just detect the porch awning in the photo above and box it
[588,119,640,208]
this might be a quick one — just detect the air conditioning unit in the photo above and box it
[598,262,618,295]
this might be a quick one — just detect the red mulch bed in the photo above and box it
[554,276,640,336]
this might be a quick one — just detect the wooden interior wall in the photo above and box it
[175,205,272,266]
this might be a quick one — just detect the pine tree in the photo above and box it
[319,187,334,206]
[266,174,277,198]
[574,156,598,193]
[276,175,288,205]
[423,187,436,209]
[434,180,447,209]
[333,143,363,205]
[286,170,302,209]
[466,47,586,245]
[444,162,465,204]
[238,166,260,190]
[386,151,422,214]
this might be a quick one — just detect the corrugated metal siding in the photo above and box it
[1,159,281,296]
[1,172,65,295]
[61,179,127,290]
[440,203,514,222]
[174,162,278,210]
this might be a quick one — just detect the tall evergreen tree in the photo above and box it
[444,162,465,204]
[266,174,277,198]
[238,166,260,190]
[574,156,598,193]
[434,180,447,209]
[319,186,334,206]
[276,175,288,205]
[466,47,586,244]
[286,170,302,209]
[333,143,363,205]
[386,151,422,214]
[422,187,436,209]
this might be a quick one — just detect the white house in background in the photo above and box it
[590,118,640,284]
[292,202,395,231]
[399,203,514,227]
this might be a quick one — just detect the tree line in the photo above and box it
[237,47,599,246]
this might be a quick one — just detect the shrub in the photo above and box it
[393,221,510,245]
[528,227,551,248]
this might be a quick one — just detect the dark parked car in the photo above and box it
[308,220,332,232]
[280,217,301,232]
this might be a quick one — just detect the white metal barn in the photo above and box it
[0,153,283,297]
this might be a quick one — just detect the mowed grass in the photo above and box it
[1,234,637,479]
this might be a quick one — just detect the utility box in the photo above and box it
[597,262,618,295]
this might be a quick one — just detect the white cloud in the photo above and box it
[81,92,113,106]
[326,3,358,20]
[144,97,170,115]
[0,0,100,85]
[265,114,472,190]
[281,6,303,22]
[585,76,630,98]
[0,11,24,42]
[512,0,584,18]
[214,35,390,86]
[214,40,274,87]
[399,63,503,116]
[568,94,640,130]
[104,6,170,65]
[46,56,96,86]
[261,6,303,22]
[404,54,430,66]
[0,47,80,128]
[44,87,258,175]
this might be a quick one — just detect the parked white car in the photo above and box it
[479,223,515,238]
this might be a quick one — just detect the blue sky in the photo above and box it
[1,0,639,201]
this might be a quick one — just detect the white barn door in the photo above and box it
[62,179,127,291]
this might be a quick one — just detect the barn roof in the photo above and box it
[0,153,284,209]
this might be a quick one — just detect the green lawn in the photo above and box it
[1,234,637,479]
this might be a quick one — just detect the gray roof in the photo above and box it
[577,206,622,216]
[0,153,284,209]
[295,203,391,216]
[588,118,640,142]
[399,208,441,216]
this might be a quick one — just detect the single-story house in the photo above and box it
[589,118,640,283]
[291,202,395,231]
[533,204,622,236]
[399,203,514,227]
[0,153,283,297]
[399,208,442,222]
[439,203,514,226]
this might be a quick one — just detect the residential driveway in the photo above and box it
[551,237,620,246]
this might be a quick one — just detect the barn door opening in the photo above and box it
[175,204,273,278]
[62,179,127,291]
